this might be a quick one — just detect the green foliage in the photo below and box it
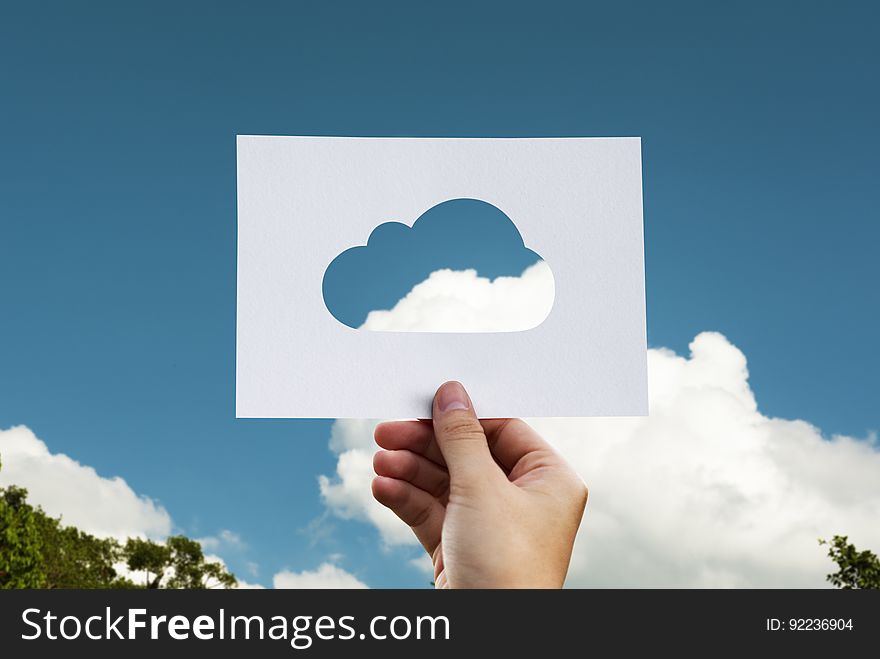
[122,536,236,589]
[820,535,880,589]
[164,535,237,589]
[1,474,46,588]
[34,516,129,589]
[0,456,236,589]
[124,537,172,588]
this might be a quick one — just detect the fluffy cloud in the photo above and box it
[198,529,245,552]
[273,563,368,589]
[0,426,272,588]
[530,334,880,587]
[319,426,413,546]
[361,260,553,332]
[0,425,172,540]
[318,269,880,587]
[0,426,350,590]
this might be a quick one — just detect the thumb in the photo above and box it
[432,381,496,485]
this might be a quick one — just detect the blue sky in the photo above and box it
[1,1,878,587]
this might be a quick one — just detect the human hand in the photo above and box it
[371,381,588,588]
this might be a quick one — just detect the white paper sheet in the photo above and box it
[236,136,647,419]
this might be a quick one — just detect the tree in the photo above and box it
[2,457,130,589]
[163,535,237,589]
[123,537,172,588]
[1,464,46,588]
[820,535,880,589]
[33,516,127,589]
[121,536,236,589]
[1,455,236,589]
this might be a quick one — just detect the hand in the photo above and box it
[371,381,588,588]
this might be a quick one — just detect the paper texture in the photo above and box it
[236,136,647,419]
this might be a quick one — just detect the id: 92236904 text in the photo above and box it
[766,618,853,631]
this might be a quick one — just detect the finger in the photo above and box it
[371,476,444,554]
[431,381,497,485]
[373,449,449,498]
[480,418,561,473]
[374,420,446,467]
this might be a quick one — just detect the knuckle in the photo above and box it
[439,415,484,441]
[408,504,432,529]
[561,473,589,508]
[404,454,421,481]
[432,477,450,499]
[572,480,589,514]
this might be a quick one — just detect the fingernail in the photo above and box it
[436,381,470,412]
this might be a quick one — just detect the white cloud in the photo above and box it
[408,554,434,577]
[273,563,368,589]
[0,426,269,588]
[530,333,880,587]
[199,529,245,552]
[318,267,880,587]
[360,260,553,332]
[0,425,172,540]
[319,435,413,546]
[0,426,320,591]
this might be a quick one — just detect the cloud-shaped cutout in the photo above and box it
[322,198,554,331]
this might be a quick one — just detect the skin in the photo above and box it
[372,381,588,588]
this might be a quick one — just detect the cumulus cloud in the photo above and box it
[322,197,546,329]
[319,430,412,546]
[318,268,880,587]
[0,425,172,540]
[530,334,880,587]
[0,426,330,590]
[273,563,368,589]
[361,261,553,332]
[198,529,245,552]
